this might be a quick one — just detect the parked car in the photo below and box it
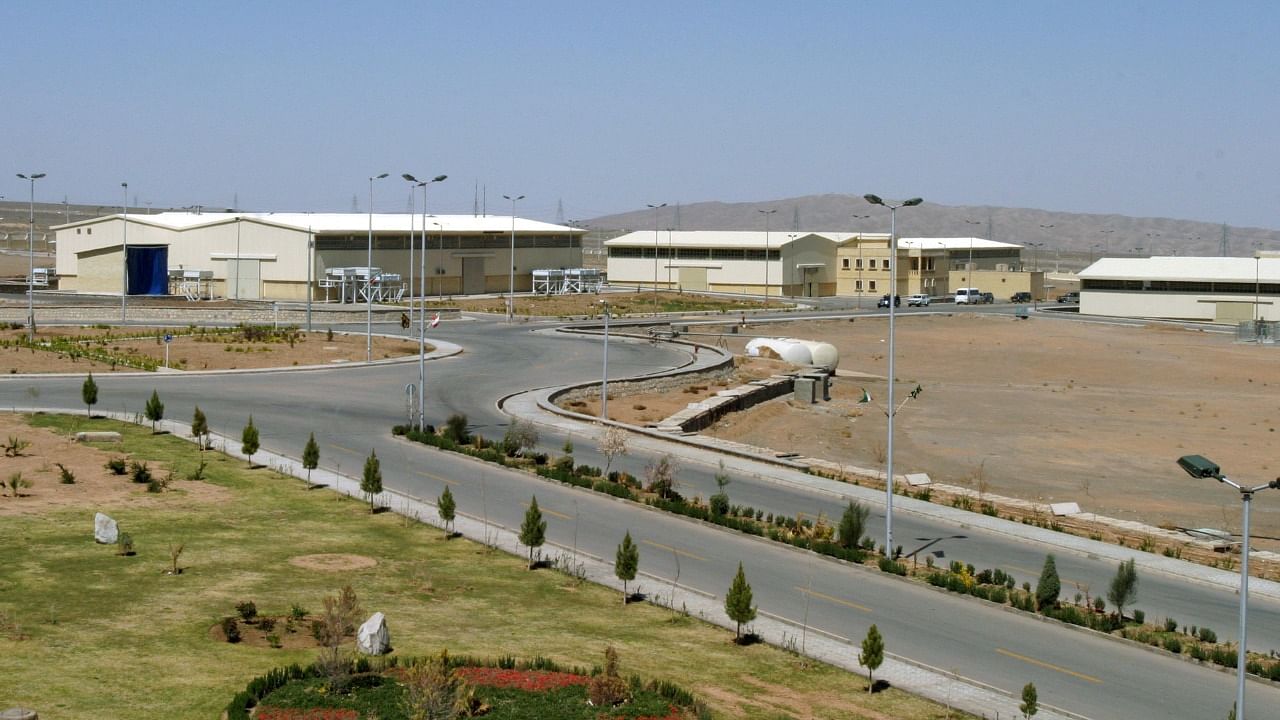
[907,294,931,306]
[980,292,994,304]
[1058,291,1080,303]
[877,294,901,308]
[955,287,982,304]
[1010,291,1032,303]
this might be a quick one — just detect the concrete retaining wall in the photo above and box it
[656,375,796,432]
[0,304,461,326]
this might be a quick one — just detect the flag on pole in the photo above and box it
[430,313,440,328]
[858,388,872,404]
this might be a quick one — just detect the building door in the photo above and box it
[678,267,707,291]
[1215,301,1255,324]
[461,257,485,295]
[226,258,261,300]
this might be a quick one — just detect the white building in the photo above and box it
[605,231,847,297]
[54,212,583,301]
[1079,254,1280,322]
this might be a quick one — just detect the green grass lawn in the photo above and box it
[0,415,970,719]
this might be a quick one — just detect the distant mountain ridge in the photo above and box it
[587,194,1280,259]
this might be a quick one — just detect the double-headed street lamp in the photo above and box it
[17,172,46,341]
[121,182,129,323]
[863,193,923,556]
[1176,455,1280,720]
[647,203,666,314]
[405,174,447,429]
[600,299,610,420]
[503,194,524,322]
[758,209,777,306]
[367,173,389,362]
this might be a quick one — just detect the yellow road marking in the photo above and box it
[327,441,361,456]
[522,501,572,521]
[412,469,456,486]
[996,648,1103,684]
[795,586,872,613]
[642,539,708,562]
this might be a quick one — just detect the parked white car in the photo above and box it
[907,294,931,306]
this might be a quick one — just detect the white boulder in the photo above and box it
[94,513,119,544]
[356,612,390,655]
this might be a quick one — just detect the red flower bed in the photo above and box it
[454,666,591,692]
[255,709,358,720]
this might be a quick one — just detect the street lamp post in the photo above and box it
[1027,242,1044,272]
[121,182,129,322]
[600,300,610,420]
[503,194,524,322]
[852,214,871,308]
[758,209,777,306]
[863,193,923,556]
[964,219,983,287]
[367,173,389,362]
[402,175,420,328]
[647,203,666,314]
[17,172,46,341]
[415,175,446,429]
[1176,455,1280,720]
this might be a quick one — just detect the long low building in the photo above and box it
[1080,254,1280,322]
[54,212,583,301]
[606,230,1034,299]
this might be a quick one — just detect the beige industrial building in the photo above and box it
[604,231,842,297]
[53,212,583,301]
[836,236,1041,300]
[1079,254,1280,322]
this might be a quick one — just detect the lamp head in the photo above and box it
[903,198,924,207]
[402,173,418,182]
[375,173,389,179]
[432,175,448,183]
[121,182,128,188]
[1177,454,1221,480]
[863,194,884,207]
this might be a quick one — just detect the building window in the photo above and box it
[87,228,93,235]
[869,280,877,291]
[868,259,877,270]
[855,258,863,270]
[679,248,710,260]
[842,258,850,270]
[925,258,936,271]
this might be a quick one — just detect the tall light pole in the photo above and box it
[503,194,524,322]
[852,213,871,307]
[647,203,666,314]
[415,175,446,429]
[964,219,983,286]
[1027,242,1044,272]
[600,300,610,420]
[1099,229,1114,256]
[17,172,45,341]
[402,175,420,327]
[1176,455,1280,720]
[863,193,923,556]
[367,173,389,362]
[758,209,777,306]
[120,182,129,322]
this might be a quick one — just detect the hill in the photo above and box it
[587,194,1280,262]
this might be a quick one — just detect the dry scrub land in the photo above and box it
[0,326,427,373]
[693,314,1280,549]
[0,414,973,720]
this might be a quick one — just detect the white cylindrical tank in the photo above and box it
[745,337,813,366]
[797,340,839,371]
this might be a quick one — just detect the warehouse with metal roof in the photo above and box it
[54,211,583,301]
[1079,254,1280,322]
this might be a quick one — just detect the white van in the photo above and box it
[955,288,981,304]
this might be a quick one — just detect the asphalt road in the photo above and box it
[5,313,1279,719]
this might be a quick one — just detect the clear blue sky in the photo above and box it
[5,1,1279,228]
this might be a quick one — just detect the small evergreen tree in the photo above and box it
[191,406,209,451]
[1107,557,1139,619]
[361,449,382,512]
[302,432,320,484]
[838,500,870,549]
[241,416,259,467]
[724,562,756,642]
[438,486,456,536]
[520,496,547,568]
[144,390,164,433]
[710,461,731,517]
[1036,554,1061,611]
[81,372,98,418]
[615,531,639,603]
[1021,681,1039,718]
[859,624,885,692]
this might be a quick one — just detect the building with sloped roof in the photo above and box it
[1079,254,1280,322]
[54,211,583,300]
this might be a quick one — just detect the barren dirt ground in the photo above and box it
[656,314,1280,547]
[0,327,428,374]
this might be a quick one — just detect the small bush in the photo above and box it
[877,557,907,576]
[222,617,241,643]
[259,617,276,633]
[1164,617,1179,633]
[129,461,152,485]
[116,532,134,556]
[105,457,128,475]
[1197,626,1217,643]
[56,463,76,484]
[709,493,730,517]
[236,601,258,622]
[1163,636,1183,654]
[266,633,282,649]
[290,604,308,620]
[1133,609,1145,625]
